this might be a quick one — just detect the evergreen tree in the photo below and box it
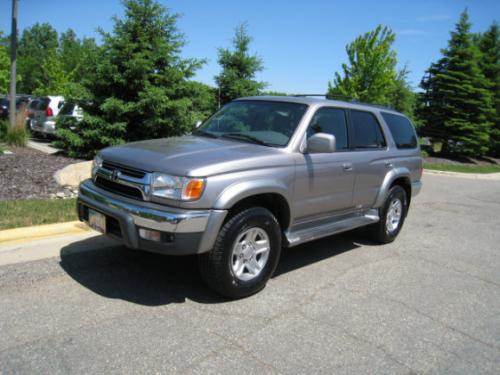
[56,0,205,158]
[419,10,493,156]
[477,22,500,155]
[215,24,266,105]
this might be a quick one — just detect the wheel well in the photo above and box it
[390,177,411,208]
[226,193,291,230]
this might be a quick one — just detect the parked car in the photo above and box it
[78,96,422,299]
[0,96,30,121]
[30,96,65,137]
[26,98,42,127]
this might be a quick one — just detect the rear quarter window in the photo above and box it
[381,112,418,149]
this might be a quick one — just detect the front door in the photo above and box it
[293,107,355,221]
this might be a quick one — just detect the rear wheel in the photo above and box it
[198,207,282,299]
[368,185,407,244]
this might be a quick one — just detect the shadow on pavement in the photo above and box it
[59,230,372,306]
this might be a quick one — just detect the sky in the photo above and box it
[1,0,499,93]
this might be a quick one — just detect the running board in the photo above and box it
[284,209,380,247]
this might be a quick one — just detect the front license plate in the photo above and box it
[88,209,106,234]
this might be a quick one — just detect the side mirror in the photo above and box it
[307,133,336,153]
[195,120,203,128]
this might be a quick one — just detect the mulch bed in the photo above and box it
[0,147,82,201]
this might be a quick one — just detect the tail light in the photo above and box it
[46,107,53,117]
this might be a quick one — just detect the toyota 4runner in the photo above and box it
[78,96,422,298]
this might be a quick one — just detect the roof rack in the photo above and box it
[291,94,394,111]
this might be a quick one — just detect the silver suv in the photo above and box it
[78,96,422,298]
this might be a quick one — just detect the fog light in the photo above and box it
[139,228,162,242]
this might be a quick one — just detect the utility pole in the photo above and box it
[9,0,18,129]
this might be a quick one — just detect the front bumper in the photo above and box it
[77,179,227,255]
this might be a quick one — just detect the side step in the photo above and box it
[284,209,379,247]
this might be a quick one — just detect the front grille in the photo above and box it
[95,176,143,200]
[102,161,146,179]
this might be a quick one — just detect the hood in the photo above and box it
[100,135,292,177]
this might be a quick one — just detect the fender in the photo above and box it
[213,179,292,212]
[373,167,411,208]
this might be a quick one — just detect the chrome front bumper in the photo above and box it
[78,179,227,255]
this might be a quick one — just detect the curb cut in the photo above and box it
[0,221,92,246]
[423,169,500,180]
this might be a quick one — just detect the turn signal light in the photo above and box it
[183,179,205,200]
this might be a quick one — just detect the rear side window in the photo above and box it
[351,110,386,149]
[307,108,349,150]
[381,112,417,149]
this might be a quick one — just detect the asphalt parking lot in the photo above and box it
[0,173,499,374]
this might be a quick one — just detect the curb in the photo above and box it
[0,221,92,246]
[27,140,59,155]
[423,169,500,180]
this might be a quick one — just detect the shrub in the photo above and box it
[54,114,126,159]
[4,126,28,146]
[0,118,28,147]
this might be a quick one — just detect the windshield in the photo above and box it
[195,100,308,147]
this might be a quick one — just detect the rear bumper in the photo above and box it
[411,180,422,197]
[77,179,227,255]
[30,120,56,135]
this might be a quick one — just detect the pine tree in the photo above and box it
[215,24,266,105]
[419,10,493,156]
[56,0,206,158]
[477,22,500,155]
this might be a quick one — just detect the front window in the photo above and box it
[194,100,308,147]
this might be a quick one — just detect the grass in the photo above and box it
[0,198,78,230]
[424,163,500,174]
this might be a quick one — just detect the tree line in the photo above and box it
[0,0,498,158]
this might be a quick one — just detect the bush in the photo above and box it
[4,126,28,146]
[0,119,28,146]
[54,114,126,159]
[0,120,7,140]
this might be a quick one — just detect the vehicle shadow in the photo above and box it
[59,230,375,306]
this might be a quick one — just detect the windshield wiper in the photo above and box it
[192,129,218,139]
[221,133,270,146]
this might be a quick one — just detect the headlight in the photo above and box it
[151,173,205,201]
[91,154,103,178]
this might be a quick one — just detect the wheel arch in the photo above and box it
[374,168,412,209]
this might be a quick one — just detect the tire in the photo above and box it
[198,207,282,299]
[368,185,407,244]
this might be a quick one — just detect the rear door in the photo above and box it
[349,109,389,209]
[293,107,356,220]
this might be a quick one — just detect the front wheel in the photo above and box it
[198,207,282,299]
[368,185,407,244]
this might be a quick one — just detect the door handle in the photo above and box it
[342,163,353,171]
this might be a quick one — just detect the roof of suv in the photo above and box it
[236,95,403,116]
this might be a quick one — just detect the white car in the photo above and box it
[30,96,65,137]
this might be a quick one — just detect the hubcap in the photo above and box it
[386,198,403,234]
[231,227,270,281]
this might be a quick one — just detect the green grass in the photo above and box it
[0,198,78,230]
[424,163,500,174]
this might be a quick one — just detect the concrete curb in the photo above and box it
[0,221,92,246]
[424,169,500,180]
[27,140,59,154]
